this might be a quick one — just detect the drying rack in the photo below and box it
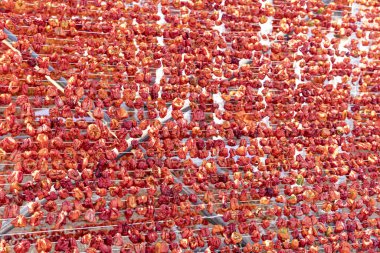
[0,0,379,252]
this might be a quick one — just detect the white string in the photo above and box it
[0,166,364,186]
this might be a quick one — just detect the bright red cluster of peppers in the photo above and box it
[0,0,379,252]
